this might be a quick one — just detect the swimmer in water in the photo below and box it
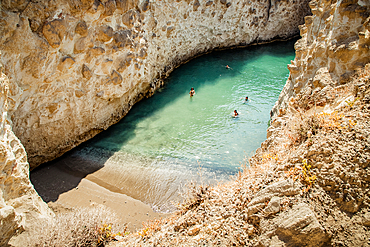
[189,87,195,97]
[232,110,239,117]
[226,65,231,69]
[240,96,249,103]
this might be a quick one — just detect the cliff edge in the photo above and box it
[0,0,310,169]
[0,0,311,244]
[1,0,370,246]
[116,0,370,246]
[0,59,52,246]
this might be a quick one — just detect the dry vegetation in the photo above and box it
[29,66,370,246]
[110,64,370,246]
[30,205,125,247]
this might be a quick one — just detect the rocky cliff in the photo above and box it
[0,0,368,244]
[272,0,370,117]
[0,0,311,244]
[0,0,310,169]
[116,0,370,246]
[0,60,52,246]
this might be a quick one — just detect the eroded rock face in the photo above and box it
[267,0,370,218]
[0,0,310,169]
[119,0,370,246]
[272,0,370,117]
[0,0,311,244]
[257,0,370,245]
[258,203,329,246]
[0,60,52,246]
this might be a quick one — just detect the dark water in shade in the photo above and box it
[32,39,296,213]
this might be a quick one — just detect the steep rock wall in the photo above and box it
[0,59,52,246]
[257,0,370,245]
[0,0,310,169]
[272,0,370,116]
[119,0,370,246]
[0,0,311,243]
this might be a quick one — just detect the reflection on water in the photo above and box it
[32,40,296,213]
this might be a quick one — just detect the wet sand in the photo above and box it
[31,155,170,232]
[50,178,167,232]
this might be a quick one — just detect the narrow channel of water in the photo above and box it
[31,40,296,213]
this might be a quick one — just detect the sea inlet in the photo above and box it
[31,39,296,214]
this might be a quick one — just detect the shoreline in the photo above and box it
[48,177,168,232]
[30,156,170,232]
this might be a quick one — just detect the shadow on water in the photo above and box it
[31,39,297,210]
[89,39,296,151]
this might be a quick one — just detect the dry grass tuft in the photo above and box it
[289,109,357,147]
[177,181,211,212]
[138,218,165,238]
[30,205,124,247]
[295,113,321,143]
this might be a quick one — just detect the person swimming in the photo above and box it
[240,96,249,103]
[232,110,239,117]
[189,87,195,97]
[226,65,232,69]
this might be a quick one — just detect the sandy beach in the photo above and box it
[30,155,170,232]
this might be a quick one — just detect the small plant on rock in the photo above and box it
[261,152,279,163]
[345,97,359,109]
[284,166,300,181]
[138,218,163,238]
[296,113,321,144]
[98,223,125,244]
[301,159,316,192]
[318,111,344,130]
[178,182,210,212]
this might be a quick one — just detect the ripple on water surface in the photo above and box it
[34,40,297,213]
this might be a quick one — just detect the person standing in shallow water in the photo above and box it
[189,87,195,97]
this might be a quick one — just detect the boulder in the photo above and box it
[259,203,329,246]
[75,20,88,36]
[264,196,281,215]
[95,25,113,43]
[82,64,92,79]
[42,19,67,48]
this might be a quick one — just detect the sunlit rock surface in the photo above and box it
[118,0,370,246]
[0,60,52,246]
[0,0,310,169]
[272,0,370,116]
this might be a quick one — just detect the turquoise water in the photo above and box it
[33,40,296,212]
[94,40,295,170]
